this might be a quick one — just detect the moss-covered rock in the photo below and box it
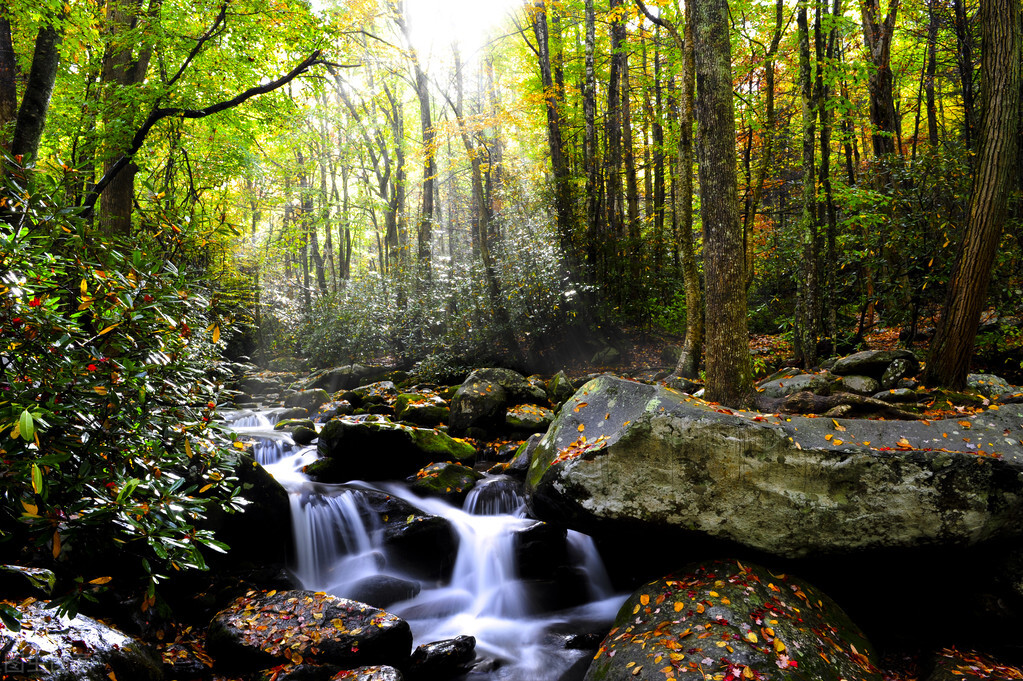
[546,370,577,406]
[585,559,881,681]
[449,368,547,436]
[284,389,330,412]
[409,462,484,503]
[394,393,449,427]
[342,381,398,408]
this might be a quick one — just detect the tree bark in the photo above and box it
[860,0,901,163]
[11,11,67,162]
[925,0,1020,388]
[952,0,977,149]
[795,0,820,368]
[692,0,754,407]
[0,14,17,136]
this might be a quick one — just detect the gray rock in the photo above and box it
[871,388,924,403]
[303,364,377,393]
[585,560,881,681]
[207,590,412,671]
[968,373,1014,397]
[831,349,920,379]
[343,381,398,407]
[526,375,1023,558]
[836,374,880,396]
[239,375,282,397]
[3,599,162,681]
[329,666,404,681]
[881,358,914,389]
[756,372,831,398]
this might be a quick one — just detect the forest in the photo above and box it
[1,0,1023,677]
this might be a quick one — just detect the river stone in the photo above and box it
[343,382,398,408]
[240,375,283,397]
[505,404,555,433]
[315,400,354,422]
[449,368,548,435]
[383,515,459,581]
[408,635,476,679]
[3,599,162,681]
[526,375,1023,558]
[207,590,412,671]
[831,349,920,379]
[755,372,831,398]
[835,374,880,396]
[394,394,449,427]
[0,565,55,598]
[331,666,404,680]
[969,373,1015,397]
[317,417,475,482]
[409,462,483,504]
[585,559,881,681]
[343,575,421,609]
[276,418,316,431]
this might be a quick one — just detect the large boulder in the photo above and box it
[207,590,412,672]
[394,393,449,427]
[831,349,920,380]
[313,417,475,482]
[301,365,381,393]
[1,599,162,681]
[527,376,1023,558]
[285,389,331,413]
[755,372,832,398]
[585,559,881,681]
[409,462,484,504]
[448,368,548,435]
[968,373,1015,398]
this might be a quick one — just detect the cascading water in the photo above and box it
[223,409,627,680]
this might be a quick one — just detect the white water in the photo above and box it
[223,410,627,680]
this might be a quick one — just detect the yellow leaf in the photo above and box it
[199,484,213,493]
[577,424,585,432]
[21,500,38,516]
[212,325,221,344]
[80,279,88,296]
[93,386,107,396]
[831,419,846,432]
[832,439,843,445]
[97,323,121,336]
[745,632,758,643]
[674,601,685,612]
[774,638,786,653]
[825,434,833,441]
[233,441,246,450]
[184,439,193,458]
[267,590,277,597]
[108,672,117,681]
[52,530,61,558]
[89,576,113,585]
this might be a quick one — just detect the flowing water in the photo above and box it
[226,410,627,680]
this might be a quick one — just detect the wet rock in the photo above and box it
[316,417,475,482]
[507,434,542,479]
[505,404,556,433]
[585,559,881,681]
[969,373,1015,398]
[831,349,920,380]
[462,477,526,515]
[527,375,1023,558]
[449,368,548,436]
[315,400,354,423]
[330,666,404,680]
[279,406,311,421]
[755,372,832,398]
[275,418,316,432]
[1,599,162,681]
[343,576,421,610]
[286,389,331,412]
[407,635,476,680]
[383,516,459,581]
[836,374,880,396]
[409,462,483,504]
[513,521,568,580]
[291,426,318,445]
[923,648,1019,681]
[207,590,412,672]
[394,394,449,427]
[0,565,55,599]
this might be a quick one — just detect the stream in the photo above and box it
[226,408,628,680]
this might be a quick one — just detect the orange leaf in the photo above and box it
[573,402,588,412]
[577,424,585,432]
[89,576,113,585]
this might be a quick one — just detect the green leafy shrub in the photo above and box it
[0,170,245,616]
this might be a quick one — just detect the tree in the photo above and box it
[692,0,754,406]
[925,0,1020,388]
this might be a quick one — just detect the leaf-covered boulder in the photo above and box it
[394,393,449,427]
[505,404,556,433]
[830,349,920,380]
[448,368,548,435]
[207,590,412,672]
[409,462,484,504]
[968,373,1015,398]
[314,417,475,482]
[527,376,1023,558]
[585,560,881,681]
[331,666,404,680]
[1,599,163,681]
[342,381,398,408]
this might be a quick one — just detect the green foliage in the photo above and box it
[0,168,245,616]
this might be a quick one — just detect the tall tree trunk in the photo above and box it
[10,11,67,162]
[0,14,18,138]
[605,0,625,253]
[583,0,599,275]
[692,0,753,406]
[925,0,939,147]
[795,0,820,368]
[860,0,901,165]
[925,0,1020,388]
[952,0,977,149]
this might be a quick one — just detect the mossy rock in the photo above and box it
[409,428,476,464]
[585,559,881,681]
[409,462,484,503]
[505,403,555,433]
[394,393,449,427]
[274,418,316,431]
